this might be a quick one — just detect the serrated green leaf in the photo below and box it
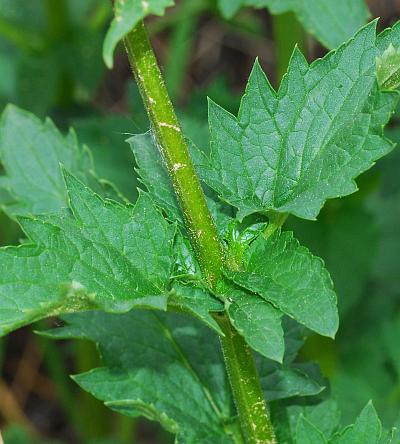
[225,285,284,362]
[103,0,174,68]
[218,0,370,49]
[196,23,399,221]
[330,402,382,444]
[225,231,338,337]
[46,311,236,443]
[0,171,175,335]
[378,21,400,57]
[296,415,327,444]
[0,105,123,216]
[168,283,224,335]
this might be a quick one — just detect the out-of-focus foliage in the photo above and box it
[217,0,371,49]
[0,0,110,115]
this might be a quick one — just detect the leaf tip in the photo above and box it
[103,49,114,70]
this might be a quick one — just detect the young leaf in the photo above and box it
[377,21,400,92]
[218,0,370,50]
[44,311,237,443]
[174,231,202,277]
[0,172,175,335]
[225,231,338,337]
[225,285,284,362]
[330,402,382,444]
[296,415,327,444]
[377,44,400,90]
[195,23,398,221]
[103,0,175,68]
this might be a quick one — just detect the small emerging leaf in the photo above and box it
[377,44,400,90]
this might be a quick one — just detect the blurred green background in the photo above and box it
[0,0,400,442]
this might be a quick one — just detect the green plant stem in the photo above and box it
[264,212,288,238]
[124,20,223,287]
[123,20,276,444]
[217,315,277,444]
